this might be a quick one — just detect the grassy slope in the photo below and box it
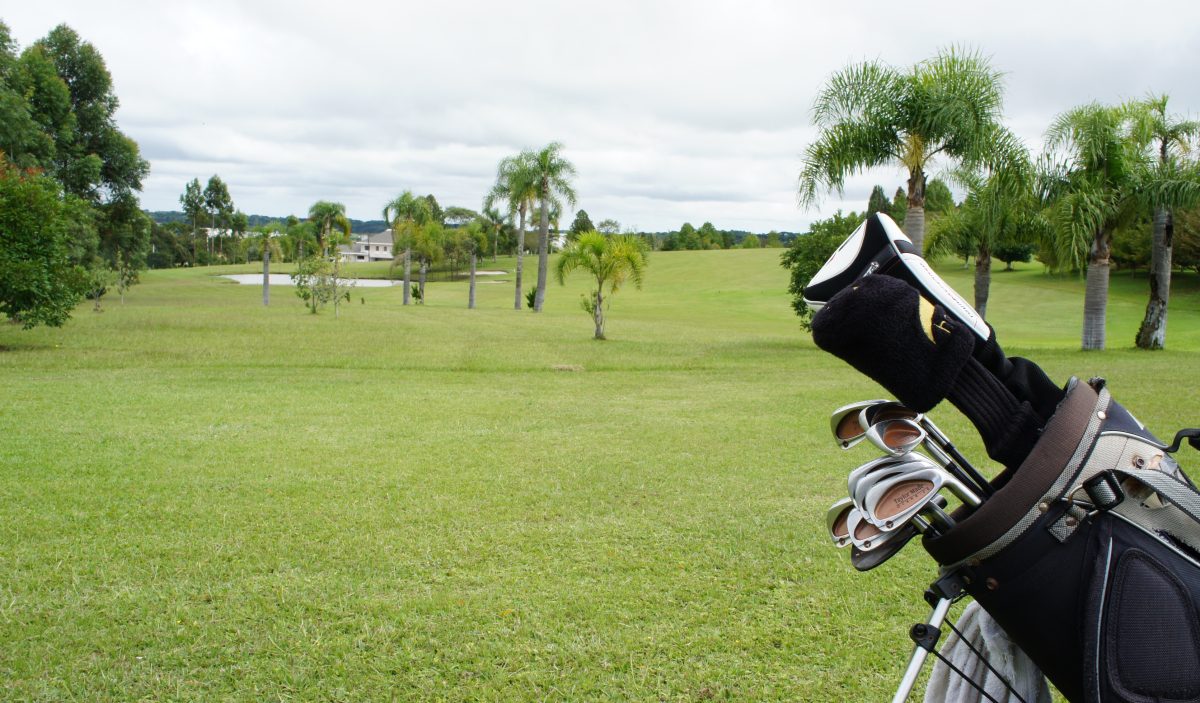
[1,251,1197,701]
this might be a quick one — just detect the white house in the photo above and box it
[338,230,394,262]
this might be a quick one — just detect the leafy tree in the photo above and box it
[596,218,621,235]
[294,256,350,315]
[383,190,431,305]
[555,232,647,339]
[698,222,721,249]
[1128,95,1200,349]
[924,178,956,215]
[781,210,863,329]
[765,231,783,248]
[423,194,443,225]
[443,205,478,226]
[203,175,232,258]
[799,47,1020,253]
[741,232,761,248]
[567,209,594,240]
[1040,102,1200,350]
[867,185,891,216]
[477,205,510,262]
[993,242,1036,270]
[460,220,488,309]
[0,158,86,327]
[485,153,538,310]
[307,200,350,257]
[180,178,204,261]
[527,142,577,312]
[891,187,907,224]
[411,221,444,303]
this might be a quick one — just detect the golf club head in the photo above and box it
[863,464,981,530]
[802,213,989,340]
[826,497,855,548]
[847,508,932,551]
[850,454,930,509]
[865,417,927,457]
[850,495,950,571]
[846,455,906,502]
[830,399,888,449]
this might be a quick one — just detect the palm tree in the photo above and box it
[555,232,647,340]
[307,201,351,257]
[485,155,537,310]
[798,47,1020,253]
[927,168,1044,319]
[527,143,577,312]
[477,205,509,262]
[1040,103,1200,350]
[1128,95,1200,349]
[383,190,431,305]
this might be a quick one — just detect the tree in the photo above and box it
[203,175,232,258]
[781,210,863,329]
[411,221,444,304]
[924,178,956,215]
[485,154,538,310]
[890,187,907,224]
[698,222,721,249]
[527,142,577,312]
[798,47,1019,253]
[383,190,431,305]
[307,200,350,257]
[477,205,509,262]
[0,158,86,328]
[765,231,783,248]
[294,255,350,315]
[1040,102,1200,350]
[423,194,443,225]
[596,218,621,235]
[180,178,204,262]
[443,205,478,226]
[741,232,761,248]
[461,220,488,309]
[1128,95,1200,349]
[555,232,647,340]
[867,185,891,216]
[567,209,594,240]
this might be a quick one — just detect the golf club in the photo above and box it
[830,399,888,449]
[863,465,982,531]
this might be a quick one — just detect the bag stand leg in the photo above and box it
[892,597,952,703]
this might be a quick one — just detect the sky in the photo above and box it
[5,1,1200,232]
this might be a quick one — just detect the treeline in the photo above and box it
[0,21,149,327]
[147,210,389,234]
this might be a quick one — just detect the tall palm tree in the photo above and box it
[1128,95,1200,349]
[383,190,431,305]
[485,154,537,310]
[798,47,1019,253]
[307,200,350,257]
[527,143,577,312]
[1040,103,1200,350]
[555,232,647,340]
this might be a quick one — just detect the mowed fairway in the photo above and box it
[2,249,1199,701]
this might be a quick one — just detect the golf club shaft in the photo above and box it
[891,597,953,703]
[916,415,993,499]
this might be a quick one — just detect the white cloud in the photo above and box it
[6,0,1200,231]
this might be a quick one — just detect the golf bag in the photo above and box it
[923,377,1200,703]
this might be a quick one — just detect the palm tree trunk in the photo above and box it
[904,168,927,254]
[262,245,270,307]
[403,246,412,305]
[514,207,526,310]
[594,288,605,340]
[469,252,477,309]
[1135,207,1172,349]
[974,243,991,319]
[419,262,427,304]
[1082,230,1111,351]
[535,197,549,312]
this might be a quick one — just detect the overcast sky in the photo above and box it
[5,1,1199,232]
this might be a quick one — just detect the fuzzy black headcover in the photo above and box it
[811,275,974,412]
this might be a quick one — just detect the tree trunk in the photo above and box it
[594,288,605,340]
[1082,230,1111,351]
[904,168,927,255]
[403,246,412,305]
[419,262,427,304]
[535,196,549,312]
[1135,207,1173,349]
[974,242,991,320]
[469,252,477,309]
[262,245,270,306]
[514,206,526,310]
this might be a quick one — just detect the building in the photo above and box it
[338,230,394,263]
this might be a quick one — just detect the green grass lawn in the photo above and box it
[1,250,1197,701]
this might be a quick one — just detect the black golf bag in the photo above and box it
[923,377,1200,703]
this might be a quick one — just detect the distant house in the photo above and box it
[338,230,394,263]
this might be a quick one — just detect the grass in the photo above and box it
[1,250,1198,701]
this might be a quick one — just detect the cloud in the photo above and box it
[6,0,1200,231]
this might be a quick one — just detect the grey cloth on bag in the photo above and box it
[922,602,1051,703]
